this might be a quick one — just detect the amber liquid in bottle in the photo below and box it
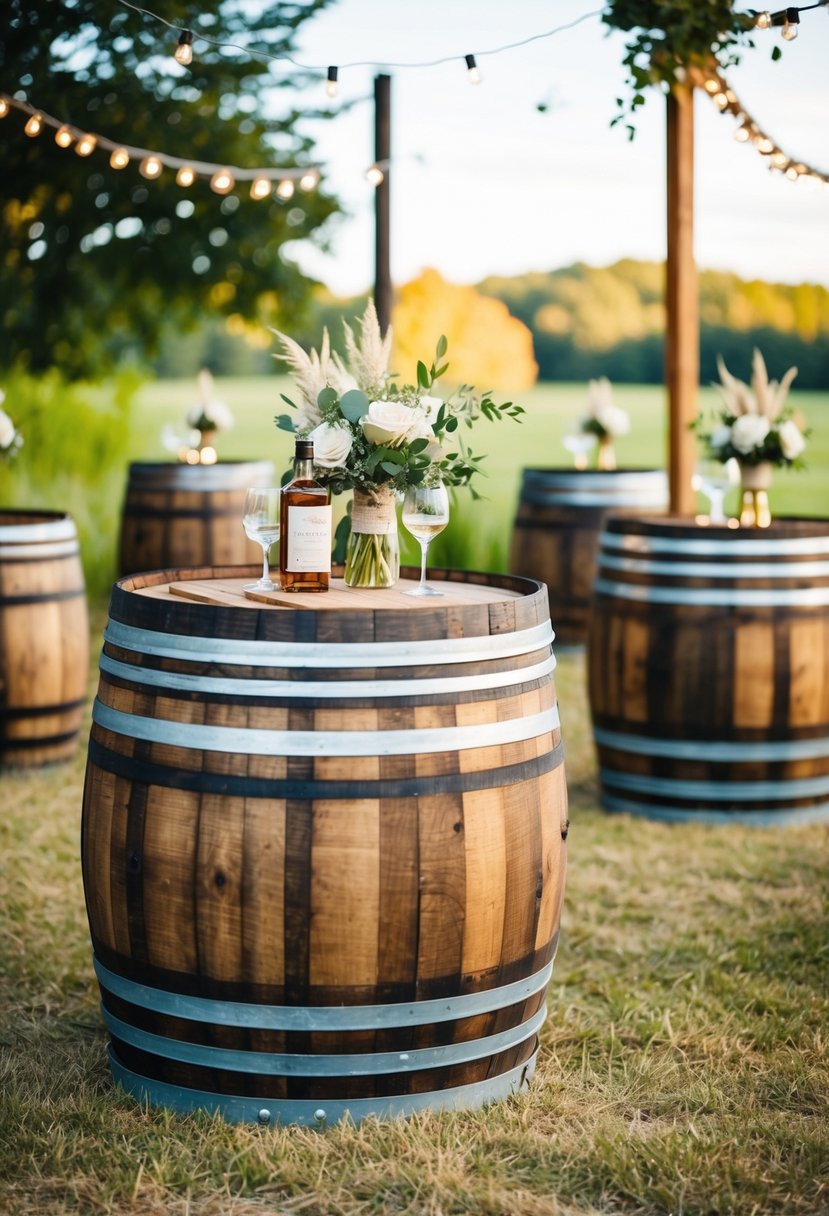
[279,438,332,592]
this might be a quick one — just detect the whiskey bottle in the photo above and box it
[279,437,332,592]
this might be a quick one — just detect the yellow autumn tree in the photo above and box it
[391,269,538,391]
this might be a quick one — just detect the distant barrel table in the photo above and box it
[587,515,829,825]
[118,460,275,575]
[510,468,668,646]
[0,510,89,766]
[82,566,569,1125]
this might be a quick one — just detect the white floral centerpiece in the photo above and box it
[696,348,805,527]
[184,370,234,463]
[273,301,524,587]
[576,377,630,470]
[0,389,23,463]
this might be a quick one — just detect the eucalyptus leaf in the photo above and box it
[339,389,370,423]
[317,386,338,410]
[274,414,297,433]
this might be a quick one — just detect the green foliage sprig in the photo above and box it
[603,0,758,136]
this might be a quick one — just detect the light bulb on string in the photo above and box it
[24,113,44,137]
[176,165,196,187]
[365,164,384,186]
[75,133,97,157]
[771,150,788,168]
[174,29,194,65]
[465,53,481,84]
[54,125,73,148]
[210,167,234,194]
[250,176,272,200]
[276,179,295,200]
[325,66,338,98]
[713,92,729,109]
[734,123,751,142]
[140,155,163,179]
[754,10,772,27]
[703,77,721,94]
[0,98,9,118]
[782,8,799,38]
[298,169,319,191]
[110,147,130,169]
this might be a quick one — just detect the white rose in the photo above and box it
[730,414,770,455]
[361,399,433,448]
[308,421,354,468]
[594,401,630,438]
[709,424,733,450]
[777,418,806,461]
[0,409,16,450]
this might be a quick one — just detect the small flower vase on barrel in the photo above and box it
[344,486,400,588]
[597,437,616,471]
[739,461,773,528]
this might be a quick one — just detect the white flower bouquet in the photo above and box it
[697,349,806,468]
[185,369,235,436]
[272,301,524,586]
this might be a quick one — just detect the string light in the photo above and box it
[54,125,73,148]
[75,133,97,156]
[465,53,481,84]
[139,154,162,178]
[174,29,194,65]
[249,175,272,199]
[0,93,323,196]
[365,164,384,186]
[326,66,338,98]
[754,10,773,26]
[210,167,234,194]
[697,67,829,186]
[782,7,800,37]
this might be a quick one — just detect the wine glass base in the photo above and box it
[244,579,278,592]
[403,584,444,597]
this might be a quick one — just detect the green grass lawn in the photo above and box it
[0,625,827,1215]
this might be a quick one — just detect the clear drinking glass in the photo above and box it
[692,457,739,524]
[242,487,281,591]
[401,483,450,597]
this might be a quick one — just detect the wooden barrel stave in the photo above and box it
[118,461,275,575]
[588,516,829,823]
[0,510,89,765]
[82,565,568,1122]
[510,468,668,646]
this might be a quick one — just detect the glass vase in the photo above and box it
[344,486,400,588]
[738,461,773,528]
[597,436,617,470]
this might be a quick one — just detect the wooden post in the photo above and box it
[665,81,698,516]
[374,73,392,336]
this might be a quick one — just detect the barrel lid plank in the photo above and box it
[164,577,522,611]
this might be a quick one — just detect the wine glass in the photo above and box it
[562,432,596,470]
[692,457,739,525]
[242,487,281,591]
[401,483,450,597]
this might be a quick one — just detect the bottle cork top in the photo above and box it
[294,438,314,459]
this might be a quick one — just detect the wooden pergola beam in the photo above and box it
[665,81,699,516]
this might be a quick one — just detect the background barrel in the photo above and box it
[587,515,829,825]
[510,468,668,646]
[82,565,568,1125]
[118,460,275,575]
[0,510,89,766]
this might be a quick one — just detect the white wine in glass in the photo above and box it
[401,483,450,597]
[692,457,739,525]
[242,487,281,591]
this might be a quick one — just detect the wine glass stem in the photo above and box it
[419,540,429,590]
[261,543,270,585]
[709,492,725,523]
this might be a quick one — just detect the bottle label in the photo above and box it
[286,505,333,572]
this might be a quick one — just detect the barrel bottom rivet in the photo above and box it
[257,1108,271,1125]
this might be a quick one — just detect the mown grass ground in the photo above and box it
[1,625,827,1215]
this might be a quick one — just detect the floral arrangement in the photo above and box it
[697,349,806,468]
[0,389,23,460]
[579,377,630,443]
[185,369,234,437]
[272,301,524,586]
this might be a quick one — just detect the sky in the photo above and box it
[276,0,829,297]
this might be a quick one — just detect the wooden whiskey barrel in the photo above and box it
[0,510,89,766]
[82,566,568,1125]
[587,515,829,825]
[510,468,668,646]
[118,460,275,575]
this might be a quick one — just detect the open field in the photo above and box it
[1,620,828,1215]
